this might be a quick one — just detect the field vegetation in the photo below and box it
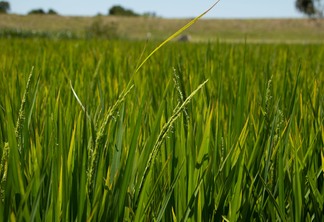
[0,14,324,221]
[1,14,324,42]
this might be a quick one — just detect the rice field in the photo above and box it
[0,38,323,221]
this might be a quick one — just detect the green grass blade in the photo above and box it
[181,169,207,222]
[135,0,221,73]
[137,80,208,203]
[258,175,287,221]
[110,103,125,184]
[229,154,244,222]
[156,161,184,222]
[115,96,145,221]
[27,75,39,128]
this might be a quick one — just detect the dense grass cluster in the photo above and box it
[0,29,79,39]
[0,38,323,221]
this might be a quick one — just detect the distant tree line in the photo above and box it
[0,1,10,13]
[296,0,324,17]
[108,5,139,16]
[28,9,58,15]
[108,5,156,17]
[0,2,155,17]
[1,1,323,18]
[0,1,58,15]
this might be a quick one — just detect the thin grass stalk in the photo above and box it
[136,80,208,206]
[134,0,221,74]
[0,143,9,202]
[15,67,34,153]
[86,85,134,197]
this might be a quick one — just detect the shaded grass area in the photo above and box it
[0,39,323,221]
[1,14,324,42]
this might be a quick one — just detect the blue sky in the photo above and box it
[8,0,304,18]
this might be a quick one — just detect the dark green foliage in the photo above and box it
[28,9,59,15]
[47,9,58,15]
[28,9,46,15]
[296,0,316,16]
[0,1,9,13]
[296,0,324,17]
[108,5,139,17]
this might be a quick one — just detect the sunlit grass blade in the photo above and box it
[135,0,221,73]
[70,80,90,119]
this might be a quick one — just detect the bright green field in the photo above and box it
[0,38,323,221]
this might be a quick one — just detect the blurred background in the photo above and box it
[2,0,323,18]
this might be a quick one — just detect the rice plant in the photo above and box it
[0,20,323,222]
